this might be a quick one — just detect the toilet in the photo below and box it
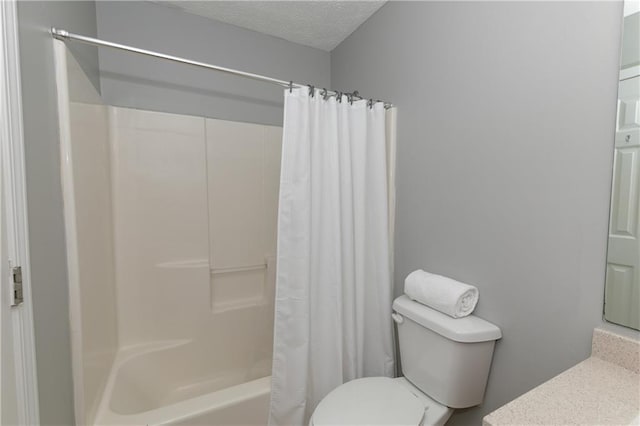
[310,294,502,426]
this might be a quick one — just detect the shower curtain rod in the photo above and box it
[51,28,393,108]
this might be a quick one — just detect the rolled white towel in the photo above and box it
[404,270,479,318]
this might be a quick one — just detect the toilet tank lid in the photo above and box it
[393,295,502,343]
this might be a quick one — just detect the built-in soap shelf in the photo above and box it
[155,256,276,313]
[155,259,270,276]
[211,262,267,275]
[211,256,275,314]
[156,259,209,269]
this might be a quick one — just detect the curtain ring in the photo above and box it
[288,81,293,93]
[347,93,353,105]
[308,85,315,97]
[368,99,374,109]
[321,88,328,101]
[337,92,342,103]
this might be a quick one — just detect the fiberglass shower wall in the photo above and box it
[56,43,281,424]
[111,108,280,349]
[55,44,118,425]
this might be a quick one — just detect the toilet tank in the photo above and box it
[392,295,501,409]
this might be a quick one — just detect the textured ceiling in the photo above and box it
[153,1,386,51]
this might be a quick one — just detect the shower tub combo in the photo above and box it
[56,44,281,425]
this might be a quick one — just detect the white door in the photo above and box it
[605,75,640,330]
[0,0,40,423]
[1,183,19,425]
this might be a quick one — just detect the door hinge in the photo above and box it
[11,265,23,306]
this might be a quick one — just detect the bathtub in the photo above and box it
[94,341,271,425]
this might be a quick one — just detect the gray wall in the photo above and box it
[96,1,330,126]
[331,2,623,424]
[16,2,100,425]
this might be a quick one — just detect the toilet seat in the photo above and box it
[310,377,452,426]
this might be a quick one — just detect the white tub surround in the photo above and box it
[483,328,640,426]
[55,42,119,426]
[56,42,281,425]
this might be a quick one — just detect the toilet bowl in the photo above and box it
[310,295,502,425]
[311,377,453,426]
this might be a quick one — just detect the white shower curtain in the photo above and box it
[269,88,395,426]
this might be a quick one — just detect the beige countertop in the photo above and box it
[483,328,640,426]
